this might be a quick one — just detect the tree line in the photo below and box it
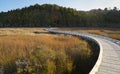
[0,4,120,27]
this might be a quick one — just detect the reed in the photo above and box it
[0,34,92,74]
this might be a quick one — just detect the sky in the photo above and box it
[0,0,120,12]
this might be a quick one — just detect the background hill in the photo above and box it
[0,4,120,27]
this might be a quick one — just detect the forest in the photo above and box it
[0,4,120,27]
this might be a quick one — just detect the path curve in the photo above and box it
[47,29,120,74]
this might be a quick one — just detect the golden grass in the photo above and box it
[0,34,91,74]
[0,28,99,74]
[0,28,47,35]
[82,30,120,40]
[56,28,120,40]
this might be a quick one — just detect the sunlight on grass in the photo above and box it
[0,34,92,74]
[57,28,120,40]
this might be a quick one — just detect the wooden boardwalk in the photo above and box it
[95,37,120,74]
[47,29,120,74]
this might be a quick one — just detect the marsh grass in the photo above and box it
[0,34,93,74]
[57,28,120,40]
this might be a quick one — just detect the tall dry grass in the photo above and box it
[57,28,120,40]
[0,34,92,74]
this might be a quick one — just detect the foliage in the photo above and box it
[0,4,120,27]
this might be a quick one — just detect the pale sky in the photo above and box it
[0,0,120,12]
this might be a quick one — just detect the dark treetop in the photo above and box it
[0,4,120,27]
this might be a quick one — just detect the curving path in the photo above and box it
[47,29,120,74]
